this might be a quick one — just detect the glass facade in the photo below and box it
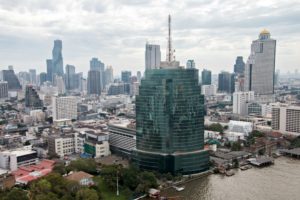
[133,68,209,175]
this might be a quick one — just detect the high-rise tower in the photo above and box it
[245,29,276,95]
[133,15,209,175]
[52,40,64,77]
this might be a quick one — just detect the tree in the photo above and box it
[135,171,158,193]
[121,166,139,190]
[53,162,67,175]
[231,142,242,151]
[100,165,119,190]
[206,123,224,133]
[3,188,29,200]
[76,188,99,200]
[67,158,97,174]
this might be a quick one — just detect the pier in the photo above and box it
[280,148,300,159]
[248,157,274,167]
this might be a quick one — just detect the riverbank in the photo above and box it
[160,157,300,200]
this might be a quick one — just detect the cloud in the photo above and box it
[0,0,299,76]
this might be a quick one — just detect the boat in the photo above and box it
[240,165,252,171]
[172,185,185,192]
[225,170,235,176]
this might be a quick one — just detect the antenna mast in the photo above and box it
[167,14,173,62]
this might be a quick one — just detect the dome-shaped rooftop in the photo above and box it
[260,29,270,35]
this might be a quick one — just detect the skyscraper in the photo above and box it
[46,59,53,82]
[133,15,209,175]
[234,56,245,75]
[145,43,161,70]
[0,69,21,90]
[39,72,47,85]
[65,65,76,90]
[90,58,105,89]
[25,85,43,109]
[218,71,235,93]
[245,29,276,95]
[87,70,101,95]
[121,71,132,83]
[105,66,114,86]
[201,69,212,85]
[186,60,195,68]
[52,40,64,76]
[29,69,37,85]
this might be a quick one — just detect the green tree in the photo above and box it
[135,171,158,193]
[76,188,99,200]
[206,123,224,133]
[231,142,242,151]
[35,192,59,200]
[3,188,29,200]
[121,166,139,190]
[101,165,119,190]
[53,162,67,175]
[67,158,97,174]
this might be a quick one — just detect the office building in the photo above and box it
[0,69,21,90]
[54,75,66,94]
[87,70,101,95]
[90,58,105,89]
[105,66,114,85]
[186,59,195,68]
[65,64,76,90]
[121,71,132,83]
[233,91,255,116]
[108,119,136,157]
[272,104,300,136]
[25,85,43,109]
[133,15,208,175]
[83,131,111,158]
[233,56,245,75]
[46,59,53,82]
[137,71,142,82]
[52,96,77,120]
[52,40,64,76]
[145,43,161,70]
[29,69,36,85]
[201,85,216,96]
[218,71,235,93]
[245,29,276,95]
[39,72,47,85]
[0,82,8,100]
[0,146,38,171]
[201,69,212,85]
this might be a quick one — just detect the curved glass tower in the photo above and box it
[133,67,209,175]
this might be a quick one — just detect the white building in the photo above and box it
[0,146,38,171]
[245,29,276,95]
[145,43,161,70]
[130,82,139,96]
[52,96,77,120]
[229,120,253,135]
[233,91,255,116]
[272,104,300,136]
[201,85,216,96]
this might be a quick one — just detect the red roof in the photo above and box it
[12,159,55,184]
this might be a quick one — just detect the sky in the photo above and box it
[0,0,299,77]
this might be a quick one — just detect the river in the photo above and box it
[161,157,300,200]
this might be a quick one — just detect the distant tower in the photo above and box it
[145,44,161,70]
[52,40,64,77]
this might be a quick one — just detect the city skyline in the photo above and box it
[0,0,299,76]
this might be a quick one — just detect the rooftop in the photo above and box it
[65,171,93,182]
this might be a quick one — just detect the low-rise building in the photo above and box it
[0,146,38,171]
[0,169,15,189]
[65,171,94,186]
[108,119,136,157]
[272,104,300,136]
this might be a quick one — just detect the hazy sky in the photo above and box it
[0,0,299,77]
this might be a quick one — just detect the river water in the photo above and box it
[161,157,300,200]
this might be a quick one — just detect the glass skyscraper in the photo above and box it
[133,67,209,175]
